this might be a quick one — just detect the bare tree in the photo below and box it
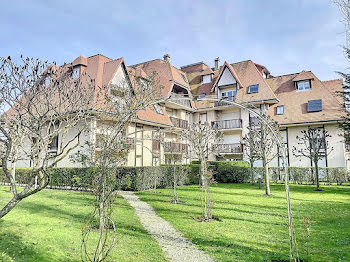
[243,123,261,185]
[161,129,188,203]
[72,69,164,262]
[292,127,333,191]
[258,115,281,196]
[0,56,94,219]
[182,121,222,221]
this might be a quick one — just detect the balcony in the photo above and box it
[212,119,242,130]
[214,143,243,154]
[164,142,188,153]
[170,116,188,129]
[214,97,235,107]
[169,93,192,108]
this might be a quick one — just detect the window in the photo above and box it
[181,73,188,83]
[276,105,284,115]
[307,99,322,112]
[199,93,206,98]
[297,80,311,91]
[71,66,80,78]
[221,90,237,99]
[248,84,259,94]
[153,104,163,114]
[202,75,212,84]
[44,76,50,86]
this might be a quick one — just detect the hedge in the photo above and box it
[0,163,348,191]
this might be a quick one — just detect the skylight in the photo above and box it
[181,73,188,83]
[248,84,259,94]
[153,104,164,114]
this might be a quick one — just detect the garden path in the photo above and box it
[118,191,214,262]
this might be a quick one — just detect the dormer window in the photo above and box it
[71,66,80,79]
[276,105,284,115]
[199,93,206,98]
[296,80,311,91]
[44,76,50,86]
[153,104,164,114]
[248,84,259,94]
[202,74,212,84]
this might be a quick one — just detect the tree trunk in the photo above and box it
[263,153,271,196]
[314,160,320,191]
[97,170,106,262]
[0,196,20,219]
[173,164,178,203]
[250,161,255,185]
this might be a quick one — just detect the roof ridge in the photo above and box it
[322,78,343,82]
[87,53,113,60]
[270,71,312,78]
[103,57,123,65]
[130,58,164,68]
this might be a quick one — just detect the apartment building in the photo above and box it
[13,53,349,169]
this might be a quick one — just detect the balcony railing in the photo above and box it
[214,97,235,107]
[214,143,243,154]
[169,93,191,108]
[170,116,188,129]
[212,119,242,129]
[164,142,188,153]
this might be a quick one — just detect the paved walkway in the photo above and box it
[118,191,214,262]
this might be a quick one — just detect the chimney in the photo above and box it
[163,54,170,63]
[214,57,220,71]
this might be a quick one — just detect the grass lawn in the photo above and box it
[138,183,350,262]
[0,186,167,262]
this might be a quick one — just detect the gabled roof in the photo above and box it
[72,56,88,67]
[292,71,314,82]
[211,61,243,91]
[266,72,344,125]
[134,59,191,98]
[230,60,278,104]
[200,67,214,76]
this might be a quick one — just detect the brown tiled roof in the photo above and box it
[72,56,88,67]
[180,62,207,73]
[134,59,191,98]
[137,105,172,126]
[322,79,343,104]
[231,60,278,103]
[266,72,344,125]
[200,67,214,76]
[292,71,314,82]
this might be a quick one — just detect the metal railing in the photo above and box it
[215,143,243,154]
[169,93,192,108]
[164,142,188,153]
[169,116,188,129]
[212,119,242,129]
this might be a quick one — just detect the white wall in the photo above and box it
[202,74,212,84]
[217,67,236,86]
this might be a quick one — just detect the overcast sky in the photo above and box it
[0,0,348,80]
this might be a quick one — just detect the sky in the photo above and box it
[0,0,348,80]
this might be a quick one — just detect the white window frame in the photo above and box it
[296,80,311,91]
[221,90,237,98]
[276,105,284,115]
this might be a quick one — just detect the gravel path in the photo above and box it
[118,191,214,262]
